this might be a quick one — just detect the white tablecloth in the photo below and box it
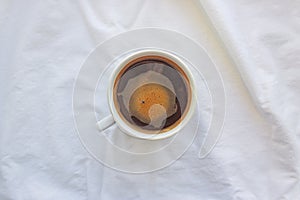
[0,0,299,199]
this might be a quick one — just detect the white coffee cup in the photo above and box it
[96,49,196,140]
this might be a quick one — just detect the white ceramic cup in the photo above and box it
[96,49,196,140]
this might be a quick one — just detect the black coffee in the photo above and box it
[113,55,190,133]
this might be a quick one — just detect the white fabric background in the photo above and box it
[0,0,299,199]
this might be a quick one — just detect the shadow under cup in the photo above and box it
[113,54,193,135]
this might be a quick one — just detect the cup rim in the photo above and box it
[107,49,196,140]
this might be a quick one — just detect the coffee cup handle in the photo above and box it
[96,115,115,131]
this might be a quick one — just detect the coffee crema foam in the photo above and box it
[113,55,191,134]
